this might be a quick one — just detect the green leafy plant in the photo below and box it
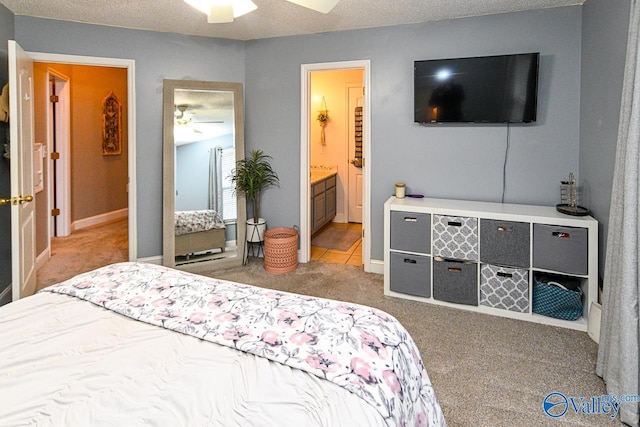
[230,149,279,223]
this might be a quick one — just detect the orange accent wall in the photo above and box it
[32,63,128,255]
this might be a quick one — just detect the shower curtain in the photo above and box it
[596,2,640,425]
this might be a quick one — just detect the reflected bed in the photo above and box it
[174,209,226,257]
[0,262,446,426]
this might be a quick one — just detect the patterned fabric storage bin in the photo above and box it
[432,215,478,261]
[480,264,529,313]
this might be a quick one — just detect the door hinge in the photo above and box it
[50,95,59,103]
[51,208,60,216]
[362,229,365,239]
[51,152,60,160]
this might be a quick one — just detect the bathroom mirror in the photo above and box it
[162,79,246,272]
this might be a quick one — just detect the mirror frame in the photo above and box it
[162,79,246,272]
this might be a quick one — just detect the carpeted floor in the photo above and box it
[36,218,129,291]
[206,259,622,427]
[34,220,622,426]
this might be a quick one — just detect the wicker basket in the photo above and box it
[264,227,298,274]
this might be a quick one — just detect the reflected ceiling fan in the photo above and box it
[184,0,339,23]
[175,104,223,133]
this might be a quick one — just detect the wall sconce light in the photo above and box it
[316,96,329,146]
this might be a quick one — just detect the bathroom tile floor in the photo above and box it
[311,222,363,267]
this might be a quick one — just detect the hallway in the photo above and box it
[36,218,128,291]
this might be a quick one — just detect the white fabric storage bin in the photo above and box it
[480,264,529,313]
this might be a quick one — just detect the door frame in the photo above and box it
[29,52,137,262]
[46,69,71,239]
[299,60,371,272]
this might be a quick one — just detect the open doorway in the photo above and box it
[28,54,136,289]
[299,60,372,272]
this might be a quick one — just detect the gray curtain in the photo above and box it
[596,1,640,425]
[209,147,223,215]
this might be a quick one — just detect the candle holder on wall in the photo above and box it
[556,172,590,216]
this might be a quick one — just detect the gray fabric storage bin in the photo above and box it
[432,215,478,261]
[480,219,530,268]
[480,264,529,313]
[390,211,431,254]
[390,252,431,297]
[533,224,588,275]
[433,258,478,306]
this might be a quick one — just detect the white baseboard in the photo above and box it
[369,259,384,275]
[72,208,128,232]
[136,255,163,265]
[36,247,51,271]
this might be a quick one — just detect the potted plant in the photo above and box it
[230,149,279,242]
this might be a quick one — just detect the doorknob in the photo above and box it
[0,195,34,206]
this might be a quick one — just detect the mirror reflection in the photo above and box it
[163,80,246,270]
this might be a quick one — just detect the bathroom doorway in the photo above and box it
[299,60,372,271]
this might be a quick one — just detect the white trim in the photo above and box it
[35,245,51,272]
[300,60,372,271]
[29,52,137,262]
[369,259,384,275]
[46,69,71,238]
[136,255,163,265]
[71,208,128,232]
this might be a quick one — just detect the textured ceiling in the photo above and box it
[0,0,583,41]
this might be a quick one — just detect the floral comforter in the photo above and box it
[43,262,446,427]
[174,209,225,235]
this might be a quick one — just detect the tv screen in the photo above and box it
[414,52,539,124]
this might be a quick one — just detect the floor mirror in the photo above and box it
[162,79,246,272]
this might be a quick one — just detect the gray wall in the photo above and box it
[0,3,15,306]
[5,5,626,269]
[580,0,631,278]
[14,16,246,258]
[246,7,583,260]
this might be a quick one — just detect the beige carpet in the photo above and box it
[36,218,128,291]
[34,222,621,426]
[206,259,622,427]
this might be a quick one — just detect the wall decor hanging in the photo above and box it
[102,91,122,155]
[316,96,329,146]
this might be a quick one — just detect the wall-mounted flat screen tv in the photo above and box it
[414,52,539,124]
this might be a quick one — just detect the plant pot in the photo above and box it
[247,218,267,242]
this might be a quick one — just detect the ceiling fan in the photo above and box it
[184,0,339,24]
[175,104,223,133]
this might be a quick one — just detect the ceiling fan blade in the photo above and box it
[285,0,338,13]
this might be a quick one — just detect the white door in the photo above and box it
[347,86,363,223]
[9,40,37,301]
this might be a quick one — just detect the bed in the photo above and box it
[174,210,226,257]
[0,262,446,426]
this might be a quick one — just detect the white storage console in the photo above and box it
[384,197,598,331]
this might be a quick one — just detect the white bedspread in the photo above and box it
[0,292,387,427]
